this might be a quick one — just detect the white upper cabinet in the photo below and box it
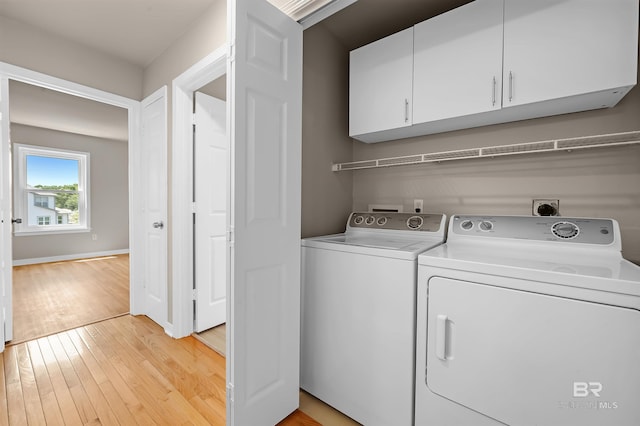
[350,0,639,143]
[503,0,638,108]
[349,27,414,138]
[413,0,504,123]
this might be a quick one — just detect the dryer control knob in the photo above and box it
[552,221,579,239]
[479,221,493,231]
[407,215,424,230]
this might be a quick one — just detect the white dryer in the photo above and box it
[301,211,447,426]
[415,215,640,426]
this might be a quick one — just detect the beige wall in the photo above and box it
[303,23,640,263]
[350,77,640,264]
[301,23,353,238]
[142,1,226,98]
[11,124,129,261]
[141,0,226,323]
[0,15,143,100]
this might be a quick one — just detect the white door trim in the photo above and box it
[171,46,227,338]
[0,62,144,350]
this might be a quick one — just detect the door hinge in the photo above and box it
[191,202,196,214]
[192,288,197,300]
[192,113,197,126]
[227,382,234,405]
[227,227,234,246]
[228,40,236,63]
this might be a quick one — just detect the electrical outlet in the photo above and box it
[92,233,98,241]
[532,199,560,216]
[413,199,424,213]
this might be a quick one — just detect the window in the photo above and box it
[13,144,90,235]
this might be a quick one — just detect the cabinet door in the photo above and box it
[427,277,640,426]
[413,0,503,123]
[349,28,413,137]
[503,0,639,107]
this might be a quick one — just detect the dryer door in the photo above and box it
[427,277,640,426]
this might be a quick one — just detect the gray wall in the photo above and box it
[11,124,129,261]
[0,15,143,100]
[303,22,640,264]
[301,23,354,238]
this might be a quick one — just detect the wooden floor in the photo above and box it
[196,326,360,426]
[1,315,320,425]
[11,255,130,345]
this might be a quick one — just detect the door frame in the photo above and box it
[0,62,145,348]
[171,46,227,338]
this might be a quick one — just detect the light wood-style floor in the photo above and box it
[11,255,130,345]
[1,315,321,425]
[197,326,361,426]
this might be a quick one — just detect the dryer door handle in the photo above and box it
[435,314,449,361]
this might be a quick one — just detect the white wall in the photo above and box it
[11,124,129,261]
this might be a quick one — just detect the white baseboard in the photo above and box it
[13,249,130,266]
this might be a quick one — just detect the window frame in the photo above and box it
[13,144,90,236]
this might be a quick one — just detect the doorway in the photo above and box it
[193,80,228,342]
[0,62,149,352]
[7,79,131,344]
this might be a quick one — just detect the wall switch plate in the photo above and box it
[413,199,424,213]
[532,199,560,216]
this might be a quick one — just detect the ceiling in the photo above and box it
[1,0,469,142]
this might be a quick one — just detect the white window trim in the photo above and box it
[13,144,90,236]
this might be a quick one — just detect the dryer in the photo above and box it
[415,215,640,426]
[301,211,446,426]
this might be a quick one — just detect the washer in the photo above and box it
[415,215,640,426]
[301,211,447,426]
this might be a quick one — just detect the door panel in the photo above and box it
[194,92,227,332]
[227,0,302,424]
[0,76,11,349]
[140,88,167,327]
[427,277,640,426]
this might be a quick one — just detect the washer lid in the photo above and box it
[302,233,445,259]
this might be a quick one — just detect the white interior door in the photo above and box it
[140,87,168,328]
[194,92,227,332]
[0,75,11,350]
[226,0,303,424]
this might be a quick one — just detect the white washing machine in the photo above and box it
[415,215,640,426]
[301,211,447,426]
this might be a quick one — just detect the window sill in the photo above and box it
[13,227,91,237]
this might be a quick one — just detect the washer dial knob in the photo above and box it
[460,220,474,230]
[353,215,364,225]
[376,216,388,226]
[365,216,375,225]
[552,221,579,239]
[407,215,424,230]
[479,221,493,231]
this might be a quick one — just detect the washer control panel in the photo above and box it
[349,212,444,232]
[451,215,616,245]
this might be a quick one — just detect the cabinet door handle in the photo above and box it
[404,98,409,123]
[509,71,514,102]
[492,76,497,106]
